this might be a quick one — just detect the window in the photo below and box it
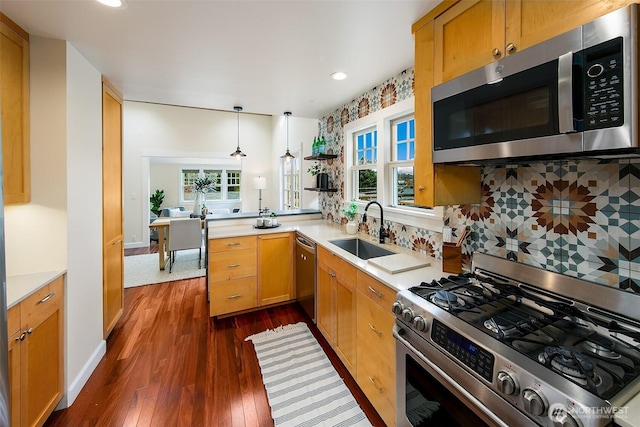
[180,168,241,203]
[282,157,301,210]
[343,97,443,231]
[354,128,378,201]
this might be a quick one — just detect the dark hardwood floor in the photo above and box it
[44,274,386,426]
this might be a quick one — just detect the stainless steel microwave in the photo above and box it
[431,4,638,164]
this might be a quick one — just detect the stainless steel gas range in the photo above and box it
[393,253,640,427]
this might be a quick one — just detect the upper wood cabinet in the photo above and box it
[432,0,633,85]
[0,13,30,204]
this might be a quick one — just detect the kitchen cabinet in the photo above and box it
[257,232,294,305]
[1,13,30,204]
[209,236,258,316]
[102,79,124,339]
[316,246,357,375]
[430,0,632,85]
[8,276,64,427]
[356,271,396,426]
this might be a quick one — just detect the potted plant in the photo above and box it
[150,189,164,216]
[307,162,329,189]
[341,201,359,234]
[192,176,214,215]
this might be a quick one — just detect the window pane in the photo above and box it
[203,169,222,200]
[227,170,241,199]
[182,169,199,201]
[396,142,407,161]
[397,121,407,141]
[356,169,377,201]
[394,166,414,206]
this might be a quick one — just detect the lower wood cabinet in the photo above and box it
[208,232,294,317]
[8,275,64,427]
[316,246,357,375]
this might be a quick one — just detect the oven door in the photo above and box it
[394,323,535,427]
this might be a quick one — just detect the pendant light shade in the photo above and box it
[230,106,247,159]
[281,111,295,161]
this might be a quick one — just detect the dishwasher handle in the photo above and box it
[296,236,316,253]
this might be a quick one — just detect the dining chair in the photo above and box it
[168,218,202,273]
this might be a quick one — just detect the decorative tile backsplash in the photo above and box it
[318,68,639,293]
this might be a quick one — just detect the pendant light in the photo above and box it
[280,111,295,161]
[230,106,247,159]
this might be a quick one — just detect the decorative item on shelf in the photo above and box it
[192,176,214,215]
[280,112,295,161]
[312,135,327,155]
[230,106,247,159]
[307,162,329,189]
[341,201,359,235]
[150,189,164,216]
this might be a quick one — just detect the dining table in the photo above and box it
[149,217,205,270]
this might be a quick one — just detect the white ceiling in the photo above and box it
[2,0,439,119]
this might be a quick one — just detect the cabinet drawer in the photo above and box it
[7,305,20,336]
[318,246,356,285]
[210,236,256,253]
[356,349,396,426]
[210,277,257,316]
[357,271,396,311]
[356,291,395,361]
[22,276,63,326]
[210,248,256,282]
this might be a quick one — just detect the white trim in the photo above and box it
[342,97,444,232]
[58,340,107,408]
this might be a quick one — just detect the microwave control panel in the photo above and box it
[583,37,623,130]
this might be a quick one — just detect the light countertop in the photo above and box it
[6,270,66,308]
[208,218,445,292]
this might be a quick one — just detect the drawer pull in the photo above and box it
[16,332,26,342]
[27,328,33,335]
[227,242,241,246]
[227,294,242,300]
[227,264,241,268]
[368,286,383,298]
[368,323,382,337]
[368,376,383,392]
[112,239,121,246]
[329,272,336,278]
[39,293,55,304]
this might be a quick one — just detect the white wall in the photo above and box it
[123,102,319,248]
[5,37,105,409]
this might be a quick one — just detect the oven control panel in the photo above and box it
[431,319,494,382]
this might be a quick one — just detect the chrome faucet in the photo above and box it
[362,201,389,244]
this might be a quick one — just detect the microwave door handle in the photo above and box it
[558,51,576,133]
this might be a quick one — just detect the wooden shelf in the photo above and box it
[304,187,338,193]
[304,154,338,161]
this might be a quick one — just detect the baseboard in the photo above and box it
[125,241,147,249]
[56,339,107,409]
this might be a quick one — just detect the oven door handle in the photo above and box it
[393,323,509,427]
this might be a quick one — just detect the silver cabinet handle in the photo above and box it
[368,323,382,337]
[27,328,33,335]
[506,42,516,54]
[329,272,336,278]
[227,264,240,268]
[227,294,241,300]
[491,47,501,58]
[368,286,383,298]
[39,293,55,304]
[17,332,26,342]
[368,376,383,392]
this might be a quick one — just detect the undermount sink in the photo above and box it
[329,238,395,260]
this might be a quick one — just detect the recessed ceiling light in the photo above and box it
[330,72,348,81]
[96,0,127,8]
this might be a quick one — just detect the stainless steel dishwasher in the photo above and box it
[295,234,316,322]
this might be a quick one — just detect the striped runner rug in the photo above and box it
[246,322,372,427]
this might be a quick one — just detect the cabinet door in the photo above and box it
[414,19,481,207]
[335,275,357,375]
[258,233,293,306]
[0,15,30,204]
[7,306,21,427]
[209,247,256,282]
[210,277,258,316]
[102,80,124,338]
[316,262,335,346]
[22,279,64,427]
[433,0,505,84]
[507,0,632,53]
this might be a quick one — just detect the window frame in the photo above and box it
[179,167,242,204]
[281,153,301,210]
[343,97,444,232]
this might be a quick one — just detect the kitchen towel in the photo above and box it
[246,322,372,427]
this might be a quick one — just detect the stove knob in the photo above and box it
[401,308,414,323]
[413,316,428,332]
[392,301,404,315]
[522,388,546,417]
[550,406,579,427]
[496,371,518,395]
